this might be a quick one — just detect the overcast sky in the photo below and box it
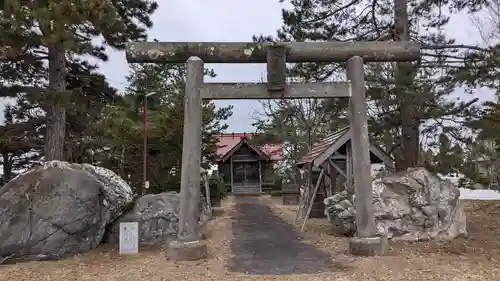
[0,1,492,132]
[99,0,290,132]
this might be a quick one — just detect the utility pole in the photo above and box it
[143,91,157,195]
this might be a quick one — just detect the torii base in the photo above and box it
[165,240,208,261]
[348,236,388,256]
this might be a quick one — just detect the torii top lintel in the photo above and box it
[125,41,421,64]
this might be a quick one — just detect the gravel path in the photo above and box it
[228,197,337,275]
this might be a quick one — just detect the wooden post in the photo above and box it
[203,172,211,213]
[295,191,305,224]
[230,157,234,193]
[323,162,332,197]
[346,56,376,238]
[328,161,337,196]
[301,169,325,232]
[304,163,313,217]
[332,167,338,195]
[178,57,204,242]
[258,160,262,193]
[329,158,347,179]
[321,168,328,197]
[295,164,311,224]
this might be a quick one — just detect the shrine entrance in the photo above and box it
[125,41,421,260]
[232,161,259,194]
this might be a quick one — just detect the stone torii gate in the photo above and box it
[126,41,420,260]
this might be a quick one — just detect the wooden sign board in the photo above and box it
[119,222,139,254]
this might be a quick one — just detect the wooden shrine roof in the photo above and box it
[215,133,285,161]
[296,126,394,168]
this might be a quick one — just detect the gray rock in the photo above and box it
[324,168,467,241]
[0,161,133,264]
[77,163,134,219]
[107,192,211,248]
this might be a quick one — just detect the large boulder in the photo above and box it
[107,192,211,248]
[0,161,133,263]
[324,168,467,241]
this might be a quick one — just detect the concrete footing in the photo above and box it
[348,236,388,256]
[165,240,208,261]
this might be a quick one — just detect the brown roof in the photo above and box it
[296,127,393,168]
[220,137,269,162]
[215,133,285,161]
[296,127,349,167]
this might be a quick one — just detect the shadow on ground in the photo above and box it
[228,197,343,275]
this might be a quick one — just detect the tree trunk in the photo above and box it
[44,44,67,161]
[119,145,126,178]
[393,146,406,171]
[395,0,419,171]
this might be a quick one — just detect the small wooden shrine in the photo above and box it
[294,126,394,231]
[215,133,284,196]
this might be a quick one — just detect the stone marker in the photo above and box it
[119,222,139,255]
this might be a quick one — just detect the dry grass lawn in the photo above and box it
[1,196,500,281]
[264,196,500,281]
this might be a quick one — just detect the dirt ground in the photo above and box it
[1,196,500,281]
[264,196,500,281]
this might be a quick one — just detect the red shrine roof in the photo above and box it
[215,133,285,161]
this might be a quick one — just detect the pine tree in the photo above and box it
[0,59,120,183]
[261,0,488,171]
[94,63,233,193]
[1,0,158,160]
